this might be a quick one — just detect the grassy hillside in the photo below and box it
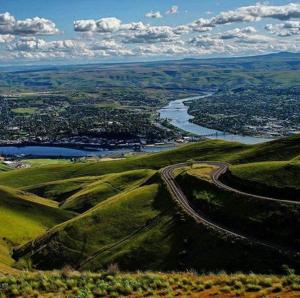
[61,169,155,212]
[1,134,300,189]
[16,183,164,269]
[230,161,300,190]
[222,160,300,200]
[0,162,10,172]
[15,179,297,273]
[0,186,74,268]
[23,176,104,202]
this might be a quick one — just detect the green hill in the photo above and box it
[0,186,74,269]
[230,161,300,190]
[23,176,103,202]
[61,169,156,212]
[222,160,300,200]
[15,179,296,273]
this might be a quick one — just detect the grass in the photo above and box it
[0,186,75,268]
[11,107,38,114]
[15,177,297,273]
[0,163,10,173]
[23,159,73,167]
[230,160,300,190]
[0,270,299,297]
[16,183,164,270]
[61,169,156,212]
[23,176,101,202]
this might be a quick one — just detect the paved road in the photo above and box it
[160,162,299,256]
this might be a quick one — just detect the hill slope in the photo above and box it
[61,169,156,212]
[223,160,300,200]
[0,186,74,268]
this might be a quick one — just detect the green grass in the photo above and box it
[15,178,296,273]
[11,107,38,114]
[0,162,10,172]
[0,186,75,268]
[23,176,101,202]
[61,169,156,212]
[230,160,300,190]
[23,159,73,167]
[16,183,163,269]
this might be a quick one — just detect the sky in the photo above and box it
[0,0,300,65]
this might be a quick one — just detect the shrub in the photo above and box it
[291,284,300,291]
[245,284,262,292]
[259,277,273,287]
[204,280,213,289]
[272,283,283,293]
[219,285,231,293]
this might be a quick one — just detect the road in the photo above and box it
[160,162,299,256]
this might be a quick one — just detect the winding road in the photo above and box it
[160,161,300,256]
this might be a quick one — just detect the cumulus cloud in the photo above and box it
[0,12,59,36]
[0,34,14,43]
[265,21,300,36]
[122,25,180,43]
[74,17,122,33]
[3,2,300,62]
[145,11,163,19]
[166,6,179,15]
[191,3,300,30]
[220,26,257,39]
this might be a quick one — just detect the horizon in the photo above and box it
[0,1,300,65]
[1,50,298,69]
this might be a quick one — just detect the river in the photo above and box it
[0,144,176,158]
[159,94,270,145]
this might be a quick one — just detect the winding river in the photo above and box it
[159,94,270,145]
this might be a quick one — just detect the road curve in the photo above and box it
[160,162,299,256]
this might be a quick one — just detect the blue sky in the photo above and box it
[0,0,299,64]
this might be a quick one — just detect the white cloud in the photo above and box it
[122,26,180,43]
[166,6,179,15]
[0,12,58,36]
[192,3,300,30]
[0,34,14,43]
[145,11,163,19]
[265,21,300,36]
[74,17,122,33]
[220,26,257,39]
